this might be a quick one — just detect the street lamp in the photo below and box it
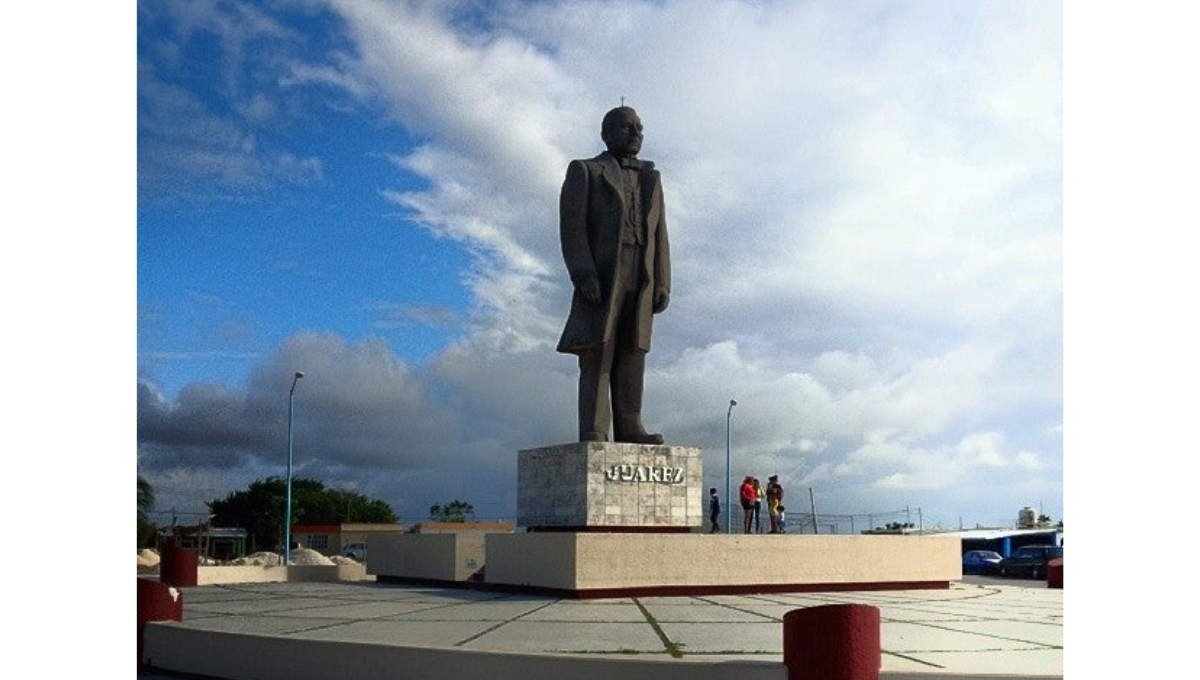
[726,399,737,534]
[284,371,304,566]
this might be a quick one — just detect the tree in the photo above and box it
[429,500,475,523]
[208,477,399,552]
[138,475,156,518]
[137,475,157,549]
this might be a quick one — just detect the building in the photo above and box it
[291,522,407,557]
[408,521,515,534]
[944,527,1064,558]
[157,523,249,561]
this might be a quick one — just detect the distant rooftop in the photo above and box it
[936,527,1063,540]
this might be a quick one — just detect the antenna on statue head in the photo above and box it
[621,95,626,107]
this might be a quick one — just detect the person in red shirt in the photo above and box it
[739,476,756,534]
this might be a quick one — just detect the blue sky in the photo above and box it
[131,0,1068,530]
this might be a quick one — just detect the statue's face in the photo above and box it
[603,109,643,157]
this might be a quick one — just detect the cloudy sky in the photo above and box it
[134,0,1064,531]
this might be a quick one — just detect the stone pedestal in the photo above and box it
[517,442,703,530]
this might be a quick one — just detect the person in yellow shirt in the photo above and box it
[753,478,765,533]
[767,475,785,533]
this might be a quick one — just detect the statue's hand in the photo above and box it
[578,277,602,304]
[653,286,670,313]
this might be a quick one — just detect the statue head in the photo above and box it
[601,106,643,158]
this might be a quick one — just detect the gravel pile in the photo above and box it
[286,548,335,566]
[232,551,283,566]
[138,547,357,568]
[137,548,161,568]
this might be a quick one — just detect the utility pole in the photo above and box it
[725,399,736,534]
[809,487,819,535]
[284,371,304,565]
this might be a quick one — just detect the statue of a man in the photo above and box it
[557,106,670,444]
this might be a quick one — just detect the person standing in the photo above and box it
[739,476,756,534]
[766,475,785,534]
[708,487,721,533]
[752,478,765,533]
[557,105,671,444]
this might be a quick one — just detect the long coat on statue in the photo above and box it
[557,151,671,354]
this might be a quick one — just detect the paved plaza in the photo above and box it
[141,578,1062,678]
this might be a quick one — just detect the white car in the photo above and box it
[342,543,367,560]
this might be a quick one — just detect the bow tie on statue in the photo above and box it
[618,157,642,170]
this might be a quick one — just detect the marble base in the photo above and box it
[517,442,703,529]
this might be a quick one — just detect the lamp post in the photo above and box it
[726,399,737,534]
[284,371,304,566]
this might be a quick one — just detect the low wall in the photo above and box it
[485,533,961,594]
[195,563,369,586]
[143,625,787,680]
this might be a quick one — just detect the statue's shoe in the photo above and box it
[616,431,664,445]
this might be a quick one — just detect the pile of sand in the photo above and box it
[137,548,161,568]
[235,552,284,566]
[138,547,352,568]
[287,548,335,565]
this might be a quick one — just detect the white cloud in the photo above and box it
[139,0,1062,529]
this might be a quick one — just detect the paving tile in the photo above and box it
[459,621,667,654]
[882,621,1045,653]
[640,602,777,623]
[949,619,1063,648]
[288,618,499,646]
[520,601,647,622]
[910,648,1064,676]
[173,614,346,636]
[398,601,557,621]
[183,596,342,615]
[656,620,783,655]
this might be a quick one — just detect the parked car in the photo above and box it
[998,544,1062,579]
[342,543,367,560]
[962,550,1003,575]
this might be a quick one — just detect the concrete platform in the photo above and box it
[140,578,1062,679]
[370,532,962,596]
[368,533,487,582]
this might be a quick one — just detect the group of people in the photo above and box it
[708,475,786,534]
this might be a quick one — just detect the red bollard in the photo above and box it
[138,578,183,665]
[1047,558,1063,589]
[783,604,881,680]
[160,544,198,587]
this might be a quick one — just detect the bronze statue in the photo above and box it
[557,106,670,444]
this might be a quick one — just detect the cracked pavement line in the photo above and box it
[452,599,560,647]
[633,597,685,658]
